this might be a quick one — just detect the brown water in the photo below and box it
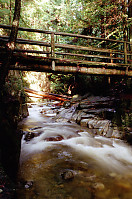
[17,103,132,199]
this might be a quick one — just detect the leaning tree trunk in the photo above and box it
[0,0,21,90]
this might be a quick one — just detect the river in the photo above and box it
[16,99,132,199]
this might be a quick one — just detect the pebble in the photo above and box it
[93,182,105,191]
[109,172,117,178]
[61,170,74,180]
[0,189,3,193]
[86,175,96,181]
[25,184,30,189]
[25,181,33,189]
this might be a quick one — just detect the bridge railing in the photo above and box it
[0,24,132,71]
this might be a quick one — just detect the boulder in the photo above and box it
[112,129,122,139]
[24,131,42,141]
[24,132,35,141]
[80,119,89,127]
[44,135,63,142]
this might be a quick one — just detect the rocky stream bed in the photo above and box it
[0,94,132,199]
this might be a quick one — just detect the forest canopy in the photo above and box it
[0,0,132,40]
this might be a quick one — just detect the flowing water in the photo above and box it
[17,102,132,199]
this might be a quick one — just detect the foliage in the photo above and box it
[19,0,131,40]
[48,73,112,95]
[0,0,15,25]
[4,72,26,99]
[1,0,131,46]
[1,0,130,38]
[22,71,50,93]
[48,73,73,94]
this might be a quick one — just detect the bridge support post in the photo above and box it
[124,41,127,65]
[124,41,128,75]
[122,0,128,75]
[51,33,55,70]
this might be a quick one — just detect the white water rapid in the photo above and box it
[17,103,132,199]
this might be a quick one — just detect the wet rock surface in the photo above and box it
[44,135,64,142]
[55,96,118,138]
[23,126,43,142]
[54,94,132,141]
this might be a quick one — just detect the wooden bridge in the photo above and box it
[0,24,132,76]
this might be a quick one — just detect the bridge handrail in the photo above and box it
[0,24,131,44]
[0,35,131,56]
[0,23,131,69]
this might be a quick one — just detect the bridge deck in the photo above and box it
[0,24,132,76]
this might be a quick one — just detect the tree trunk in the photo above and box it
[0,0,21,90]
[128,0,132,52]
